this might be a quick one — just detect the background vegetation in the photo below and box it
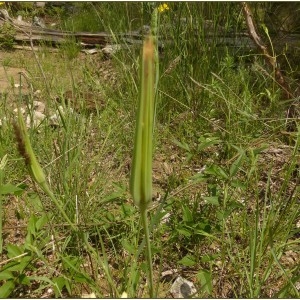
[0,2,299,298]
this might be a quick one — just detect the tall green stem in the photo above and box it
[140,206,154,297]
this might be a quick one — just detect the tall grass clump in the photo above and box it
[156,3,243,117]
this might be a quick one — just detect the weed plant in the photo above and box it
[0,2,299,298]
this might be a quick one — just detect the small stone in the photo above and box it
[32,100,45,113]
[170,276,197,298]
[26,111,45,128]
[121,291,128,298]
[161,269,178,282]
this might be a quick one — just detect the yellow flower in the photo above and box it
[158,3,169,13]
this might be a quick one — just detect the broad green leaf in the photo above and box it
[27,192,44,212]
[178,255,196,267]
[74,273,90,283]
[0,184,24,195]
[11,256,32,273]
[176,227,192,237]
[0,270,14,280]
[203,196,219,206]
[53,276,67,297]
[18,274,30,285]
[6,244,24,258]
[0,280,15,298]
[35,214,48,231]
[197,270,212,294]
[182,205,193,222]
[200,254,218,263]
[27,215,37,236]
[205,165,228,180]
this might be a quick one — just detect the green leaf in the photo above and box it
[203,196,219,206]
[176,227,192,237]
[61,255,81,272]
[182,205,193,222]
[173,139,191,152]
[231,179,246,189]
[197,270,212,294]
[60,256,93,287]
[0,270,14,280]
[0,280,15,298]
[200,254,218,263]
[18,273,30,285]
[53,276,67,297]
[27,215,37,236]
[0,261,19,272]
[0,184,24,195]
[35,214,48,231]
[8,256,32,273]
[104,211,115,222]
[194,229,217,240]
[178,255,196,267]
[229,151,245,177]
[121,203,135,217]
[227,200,245,210]
[122,239,136,255]
[29,275,58,293]
[205,165,228,180]
[27,192,44,212]
[74,273,90,283]
[6,244,24,258]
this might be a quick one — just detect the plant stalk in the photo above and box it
[140,206,154,298]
